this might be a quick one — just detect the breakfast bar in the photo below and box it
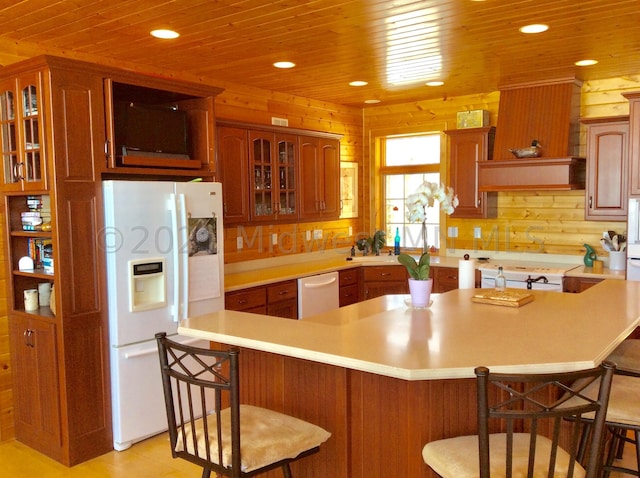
[179,280,640,478]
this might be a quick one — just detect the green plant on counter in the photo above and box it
[356,230,386,255]
[398,252,431,280]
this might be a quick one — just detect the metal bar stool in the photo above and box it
[603,339,640,477]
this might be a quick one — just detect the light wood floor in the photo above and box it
[0,431,636,477]
[0,433,202,477]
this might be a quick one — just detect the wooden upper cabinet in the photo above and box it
[217,125,249,224]
[0,72,47,191]
[218,122,341,224]
[624,92,640,197]
[248,130,298,222]
[582,117,629,220]
[446,127,496,218]
[298,135,340,220]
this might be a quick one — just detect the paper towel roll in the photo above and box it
[458,259,476,289]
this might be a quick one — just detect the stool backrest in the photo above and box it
[156,332,242,477]
[476,362,615,478]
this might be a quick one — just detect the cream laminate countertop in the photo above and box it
[223,250,623,291]
[179,279,640,380]
[565,265,626,280]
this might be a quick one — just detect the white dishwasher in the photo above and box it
[297,271,339,319]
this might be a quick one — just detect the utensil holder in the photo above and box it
[609,250,626,270]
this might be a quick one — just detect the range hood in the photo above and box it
[479,78,586,191]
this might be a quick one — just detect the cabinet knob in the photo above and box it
[589,196,593,208]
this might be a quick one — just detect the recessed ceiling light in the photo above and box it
[273,61,296,69]
[426,81,444,87]
[519,24,549,34]
[150,29,180,39]
[349,81,368,87]
[364,99,381,104]
[575,59,598,67]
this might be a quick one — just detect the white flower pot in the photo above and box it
[408,278,433,308]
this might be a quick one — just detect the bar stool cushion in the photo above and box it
[175,404,331,472]
[608,339,640,376]
[569,374,640,426]
[422,433,585,478]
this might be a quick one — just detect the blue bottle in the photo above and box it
[394,228,401,255]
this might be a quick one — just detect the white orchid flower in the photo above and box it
[405,181,458,222]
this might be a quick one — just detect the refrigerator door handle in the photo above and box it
[169,193,179,323]
[171,193,190,322]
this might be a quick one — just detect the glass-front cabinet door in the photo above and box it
[249,130,297,222]
[250,131,274,221]
[0,73,46,191]
[276,133,296,218]
[1,78,19,189]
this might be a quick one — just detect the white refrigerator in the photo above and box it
[102,180,225,451]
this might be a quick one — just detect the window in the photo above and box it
[382,133,442,250]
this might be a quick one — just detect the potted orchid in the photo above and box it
[398,181,458,306]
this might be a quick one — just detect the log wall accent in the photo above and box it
[363,77,640,257]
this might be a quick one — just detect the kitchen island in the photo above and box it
[178,280,640,478]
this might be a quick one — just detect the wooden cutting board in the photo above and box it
[471,289,534,307]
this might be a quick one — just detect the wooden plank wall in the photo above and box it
[214,81,365,264]
[363,76,640,258]
[0,70,639,444]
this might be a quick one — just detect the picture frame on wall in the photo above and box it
[340,161,358,218]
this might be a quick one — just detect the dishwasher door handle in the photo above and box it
[302,277,337,288]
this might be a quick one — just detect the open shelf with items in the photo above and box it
[5,194,54,316]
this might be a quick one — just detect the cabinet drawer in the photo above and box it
[339,268,359,286]
[225,287,266,311]
[363,265,407,282]
[434,267,458,292]
[267,280,297,304]
[339,284,360,307]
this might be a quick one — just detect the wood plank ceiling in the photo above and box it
[0,0,638,107]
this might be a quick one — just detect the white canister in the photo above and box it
[24,289,39,311]
[38,282,51,307]
[609,250,626,271]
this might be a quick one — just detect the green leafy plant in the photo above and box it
[398,252,431,280]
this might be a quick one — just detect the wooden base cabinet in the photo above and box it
[339,268,360,306]
[225,280,298,319]
[8,316,60,456]
[362,265,410,300]
[563,276,603,293]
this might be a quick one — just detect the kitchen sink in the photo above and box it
[346,255,401,264]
